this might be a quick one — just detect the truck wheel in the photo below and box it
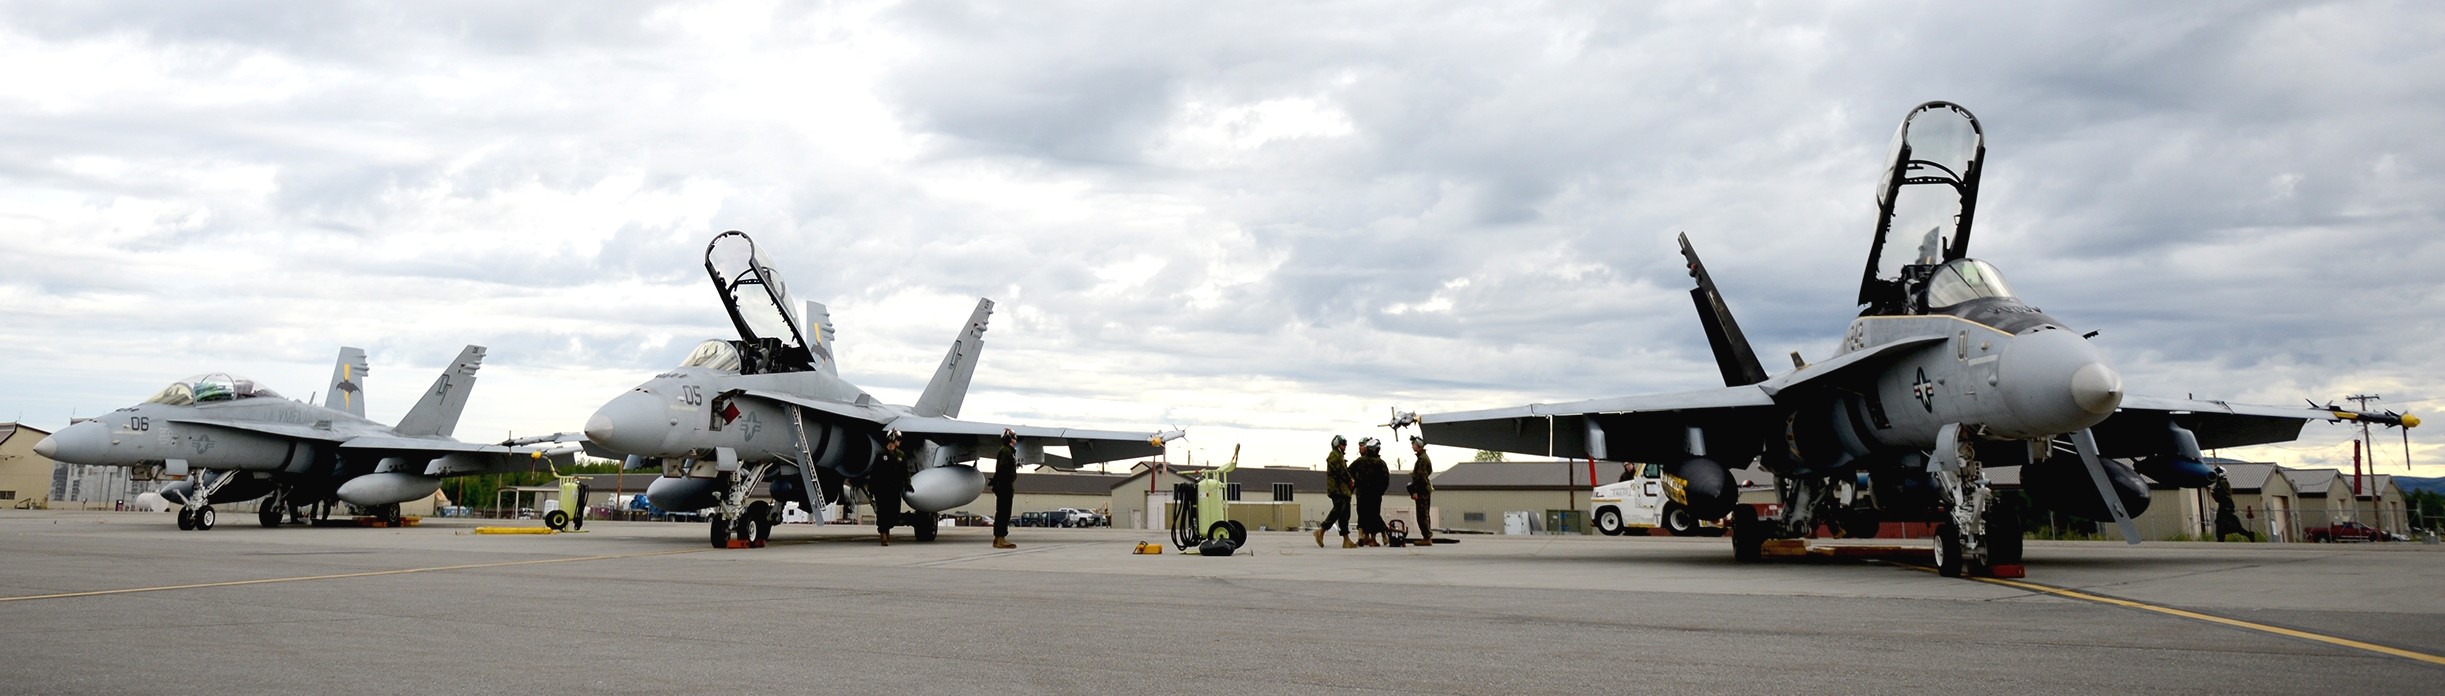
[1661,503,1702,537]
[1595,507,1625,536]
[544,509,570,531]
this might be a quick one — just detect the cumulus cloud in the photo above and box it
[1,1,2438,474]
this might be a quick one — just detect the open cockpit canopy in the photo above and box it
[705,231,825,374]
[678,339,744,373]
[1859,101,1986,316]
[145,373,281,406]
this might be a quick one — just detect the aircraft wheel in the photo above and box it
[911,512,939,542]
[1595,507,1625,536]
[259,492,285,528]
[1839,511,1882,539]
[195,506,217,531]
[1985,499,2024,566]
[1661,503,1702,537]
[709,514,731,548]
[1730,506,1764,562]
[177,508,196,531]
[1935,522,1965,577]
[544,509,570,531]
[745,501,775,542]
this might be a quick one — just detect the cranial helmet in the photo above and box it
[1359,437,1382,455]
[884,429,903,444]
[1409,435,1425,448]
[1331,435,1348,449]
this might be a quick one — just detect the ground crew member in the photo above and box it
[870,430,908,546]
[1315,435,1356,548]
[992,429,1019,549]
[1351,437,1391,547]
[1407,436,1434,546]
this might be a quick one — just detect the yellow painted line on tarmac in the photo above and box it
[1893,563,2445,666]
[0,547,708,604]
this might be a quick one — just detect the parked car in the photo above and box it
[1014,511,1050,527]
[1052,508,1106,527]
[2304,521,2390,543]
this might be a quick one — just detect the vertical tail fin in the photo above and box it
[804,300,838,376]
[912,299,992,419]
[1679,234,1769,387]
[325,347,370,417]
[395,345,486,437]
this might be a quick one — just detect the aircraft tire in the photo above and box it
[259,491,284,528]
[545,509,570,531]
[1595,507,1625,536]
[742,501,773,542]
[177,508,196,531]
[196,506,217,531]
[911,512,939,542]
[1661,503,1702,537]
[1730,506,1764,562]
[709,514,731,548]
[1985,499,2024,566]
[1935,522,1965,577]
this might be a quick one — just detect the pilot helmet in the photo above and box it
[1002,428,1017,443]
[1331,435,1347,450]
[1409,435,1425,449]
[1359,437,1381,455]
[884,429,903,446]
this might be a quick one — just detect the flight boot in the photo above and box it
[993,536,1017,549]
[1340,535,1356,549]
[879,532,892,547]
[1313,527,1326,547]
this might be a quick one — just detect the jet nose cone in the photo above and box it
[585,391,665,455]
[583,411,616,443]
[32,435,58,459]
[2070,362,2123,415]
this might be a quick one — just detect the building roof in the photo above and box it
[0,422,52,449]
[1110,464,1331,492]
[1433,461,1596,490]
[2283,467,2342,497]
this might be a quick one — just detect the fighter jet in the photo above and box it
[581,231,1181,547]
[36,346,560,529]
[1416,102,2416,576]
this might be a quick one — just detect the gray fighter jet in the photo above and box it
[580,231,1180,547]
[1416,102,2415,576]
[36,346,559,529]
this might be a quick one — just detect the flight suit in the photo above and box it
[1319,448,1354,545]
[1408,449,1434,543]
[869,446,908,543]
[1351,452,1390,543]
[992,441,1018,547]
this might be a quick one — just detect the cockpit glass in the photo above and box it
[154,373,281,405]
[1924,259,2016,308]
[678,340,744,373]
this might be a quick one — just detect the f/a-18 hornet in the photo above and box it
[581,231,1181,547]
[36,346,562,529]
[1415,102,2415,576]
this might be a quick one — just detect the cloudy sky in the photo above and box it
[2,1,2438,477]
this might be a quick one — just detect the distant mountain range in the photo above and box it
[2395,476,2445,495]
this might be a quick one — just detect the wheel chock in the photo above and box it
[1979,564,2026,578]
[1132,541,1165,554]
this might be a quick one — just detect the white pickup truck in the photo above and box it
[1590,462,1711,537]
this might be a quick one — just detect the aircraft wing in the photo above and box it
[732,389,899,425]
[167,419,352,443]
[2089,395,2363,457]
[340,436,563,476]
[888,416,1179,467]
[1420,386,1778,460]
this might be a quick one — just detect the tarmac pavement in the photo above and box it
[2,510,2439,694]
